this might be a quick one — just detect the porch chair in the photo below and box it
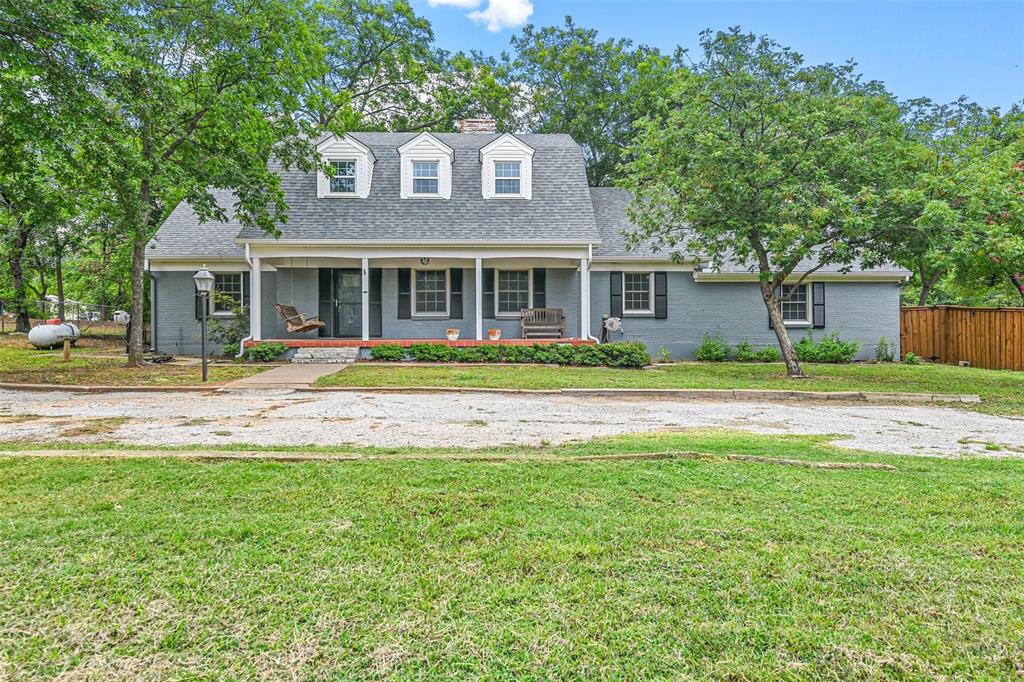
[520,308,565,339]
[274,304,326,334]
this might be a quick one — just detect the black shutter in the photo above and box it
[533,268,546,308]
[318,268,333,337]
[812,282,825,328]
[450,268,463,319]
[397,268,411,319]
[609,271,623,318]
[370,268,382,337]
[194,284,204,320]
[654,272,668,319]
[242,272,251,310]
[482,267,495,319]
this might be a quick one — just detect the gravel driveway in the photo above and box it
[1,388,1021,458]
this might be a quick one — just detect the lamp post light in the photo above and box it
[193,265,215,382]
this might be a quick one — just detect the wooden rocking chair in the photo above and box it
[275,304,326,334]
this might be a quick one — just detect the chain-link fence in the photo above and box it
[0,298,141,339]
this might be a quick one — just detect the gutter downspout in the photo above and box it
[583,243,601,343]
[237,243,253,358]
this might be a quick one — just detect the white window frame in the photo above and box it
[493,160,523,197]
[495,268,533,318]
[781,284,812,326]
[622,272,654,316]
[411,160,440,196]
[411,268,450,318]
[326,158,357,196]
[212,273,243,316]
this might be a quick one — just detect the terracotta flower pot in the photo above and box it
[488,328,502,341]
[446,328,460,341]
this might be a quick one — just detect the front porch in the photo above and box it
[245,337,594,348]
[244,245,598,345]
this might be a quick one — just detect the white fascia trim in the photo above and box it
[693,272,908,283]
[398,132,454,157]
[317,133,375,160]
[148,259,275,272]
[478,133,535,159]
[590,260,695,272]
[238,238,601,246]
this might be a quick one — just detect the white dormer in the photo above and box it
[479,134,534,200]
[317,134,374,199]
[398,133,454,200]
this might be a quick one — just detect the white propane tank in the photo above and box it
[28,321,81,349]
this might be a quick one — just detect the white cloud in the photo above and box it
[467,0,534,32]
[427,0,481,8]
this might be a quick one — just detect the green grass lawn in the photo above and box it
[2,431,1023,679]
[318,361,1024,416]
[0,333,268,386]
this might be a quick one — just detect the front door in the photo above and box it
[318,268,362,337]
[335,269,362,337]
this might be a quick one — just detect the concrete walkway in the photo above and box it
[221,363,342,390]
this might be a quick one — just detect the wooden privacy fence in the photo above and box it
[900,306,1024,371]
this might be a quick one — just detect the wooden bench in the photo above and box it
[274,304,326,334]
[520,308,565,339]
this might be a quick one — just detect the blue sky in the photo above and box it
[413,0,1024,109]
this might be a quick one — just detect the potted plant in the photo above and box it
[488,328,502,341]
[446,328,460,341]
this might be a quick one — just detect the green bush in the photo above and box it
[370,344,405,361]
[755,346,782,362]
[904,352,921,365]
[794,332,860,363]
[219,341,240,359]
[655,346,672,363]
[370,341,650,368]
[694,333,729,362]
[246,342,289,362]
[734,340,782,363]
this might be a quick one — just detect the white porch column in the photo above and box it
[580,254,591,340]
[475,258,483,341]
[361,257,370,341]
[250,257,262,341]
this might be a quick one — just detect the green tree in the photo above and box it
[883,98,1024,305]
[621,29,905,377]
[507,17,675,186]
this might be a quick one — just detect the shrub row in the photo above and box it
[370,341,651,368]
[694,332,860,364]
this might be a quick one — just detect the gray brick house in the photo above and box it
[146,122,908,358]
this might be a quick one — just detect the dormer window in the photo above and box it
[412,161,439,195]
[479,134,534,200]
[399,133,453,199]
[329,160,356,194]
[494,161,521,195]
[317,134,374,198]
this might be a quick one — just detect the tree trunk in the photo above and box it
[760,280,803,378]
[917,269,942,307]
[126,181,152,367]
[55,245,65,321]
[1010,273,1024,305]
[9,222,31,332]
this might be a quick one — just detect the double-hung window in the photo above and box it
[781,284,810,324]
[623,273,653,314]
[497,270,530,316]
[414,270,448,316]
[329,160,356,194]
[494,161,521,195]
[213,273,243,314]
[412,161,439,195]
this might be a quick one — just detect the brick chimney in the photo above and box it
[458,118,497,134]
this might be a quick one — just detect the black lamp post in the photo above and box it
[193,265,214,382]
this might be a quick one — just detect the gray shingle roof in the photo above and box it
[149,132,599,257]
[590,187,665,259]
[147,189,246,259]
